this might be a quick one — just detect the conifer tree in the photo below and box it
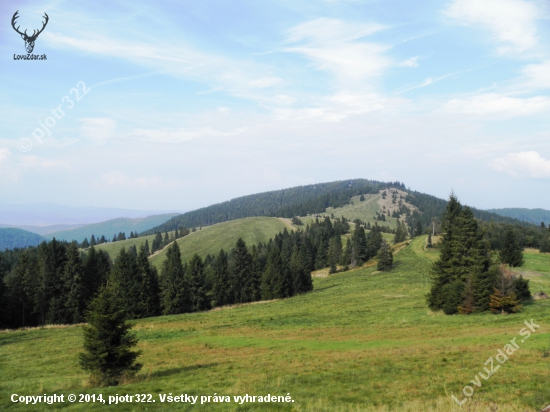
[160,242,190,315]
[500,227,524,267]
[64,243,86,323]
[427,234,433,248]
[359,194,365,201]
[212,249,231,307]
[377,240,393,271]
[81,238,90,248]
[416,221,423,238]
[163,232,170,247]
[231,238,253,303]
[427,194,492,314]
[90,235,96,246]
[109,248,142,319]
[37,239,68,325]
[513,275,531,301]
[188,254,210,311]
[248,245,262,302]
[351,222,367,264]
[6,250,37,328]
[137,246,160,317]
[79,286,142,386]
[0,257,6,328]
[144,240,150,256]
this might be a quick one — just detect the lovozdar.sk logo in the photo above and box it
[11,10,49,59]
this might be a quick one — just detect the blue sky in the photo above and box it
[1,0,549,212]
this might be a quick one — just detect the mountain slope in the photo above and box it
[149,217,292,269]
[487,207,550,225]
[0,228,45,251]
[48,214,178,242]
[144,179,406,234]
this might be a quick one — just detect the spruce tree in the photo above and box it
[137,246,160,318]
[513,275,531,301]
[188,254,210,311]
[377,240,393,271]
[416,221,423,238]
[0,257,6,328]
[231,239,253,303]
[144,240,150,256]
[248,245,262,302]
[500,227,524,267]
[427,234,433,248]
[427,194,492,314]
[79,286,142,386]
[81,238,90,248]
[90,235,96,246]
[109,248,142,319]
[212,249,231,307]
[64,243,86,323]
[160,242,190,315]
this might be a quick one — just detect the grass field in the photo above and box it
[149,217,293,269]
[2,236,549,411]
[91,231,176,260]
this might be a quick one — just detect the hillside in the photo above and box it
[2,238,549,411]
[143,179,406,235]
[488,207,550,226]
[149,217,293,269]
[48,214,178,243]
[0,227,45,251]
[146,179,527,237]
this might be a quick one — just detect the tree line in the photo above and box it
[0,215,394,329]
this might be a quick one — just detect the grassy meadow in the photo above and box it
[149,217,293,270]
[1,236,549,411]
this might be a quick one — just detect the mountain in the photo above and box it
[145,179,525,235]
[487,208,550,226]
[0,202,182,226]
[47,214,179,243]
[0,227,45,251]
[0,224,84,236]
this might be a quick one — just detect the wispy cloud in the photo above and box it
[491,151,550,177]
[442,93,550,117]
[443,0,541,54]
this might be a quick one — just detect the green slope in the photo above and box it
[149,217,293,269]
[2,238,549,410]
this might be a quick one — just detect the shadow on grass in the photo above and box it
[152,363,220,378]
[311,284,340,293]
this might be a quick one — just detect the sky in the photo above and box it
[1,0,549,213]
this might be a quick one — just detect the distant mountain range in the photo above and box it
[0,228,45,251]
[46,214,179,243]
[487,208,550,226]
[0,202,182,226]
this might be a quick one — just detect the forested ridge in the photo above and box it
[142,179,406,235]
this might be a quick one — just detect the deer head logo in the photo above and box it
[11,11,49,54]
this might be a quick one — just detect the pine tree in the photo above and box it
[109,248,142,319]
[137,246,160,317]
[377,240,393,271]
[500,228,524,267]
[188,254,210,311]
[79,286,142,386]
[212,249,231,307]
[160,242,190,315]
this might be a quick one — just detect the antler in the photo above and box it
[11,11,26,37]
[31,13,49,39]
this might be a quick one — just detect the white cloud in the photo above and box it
[491,151,550,177]
[443,0,541,53]
[80,118,116,140]
[521,60,550,89]
[283,18,391,81]
[398,56,420,68]
[0,148,11,163]
[249,77,283,88]
[443,93,550,117]
[127,126,246,143]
